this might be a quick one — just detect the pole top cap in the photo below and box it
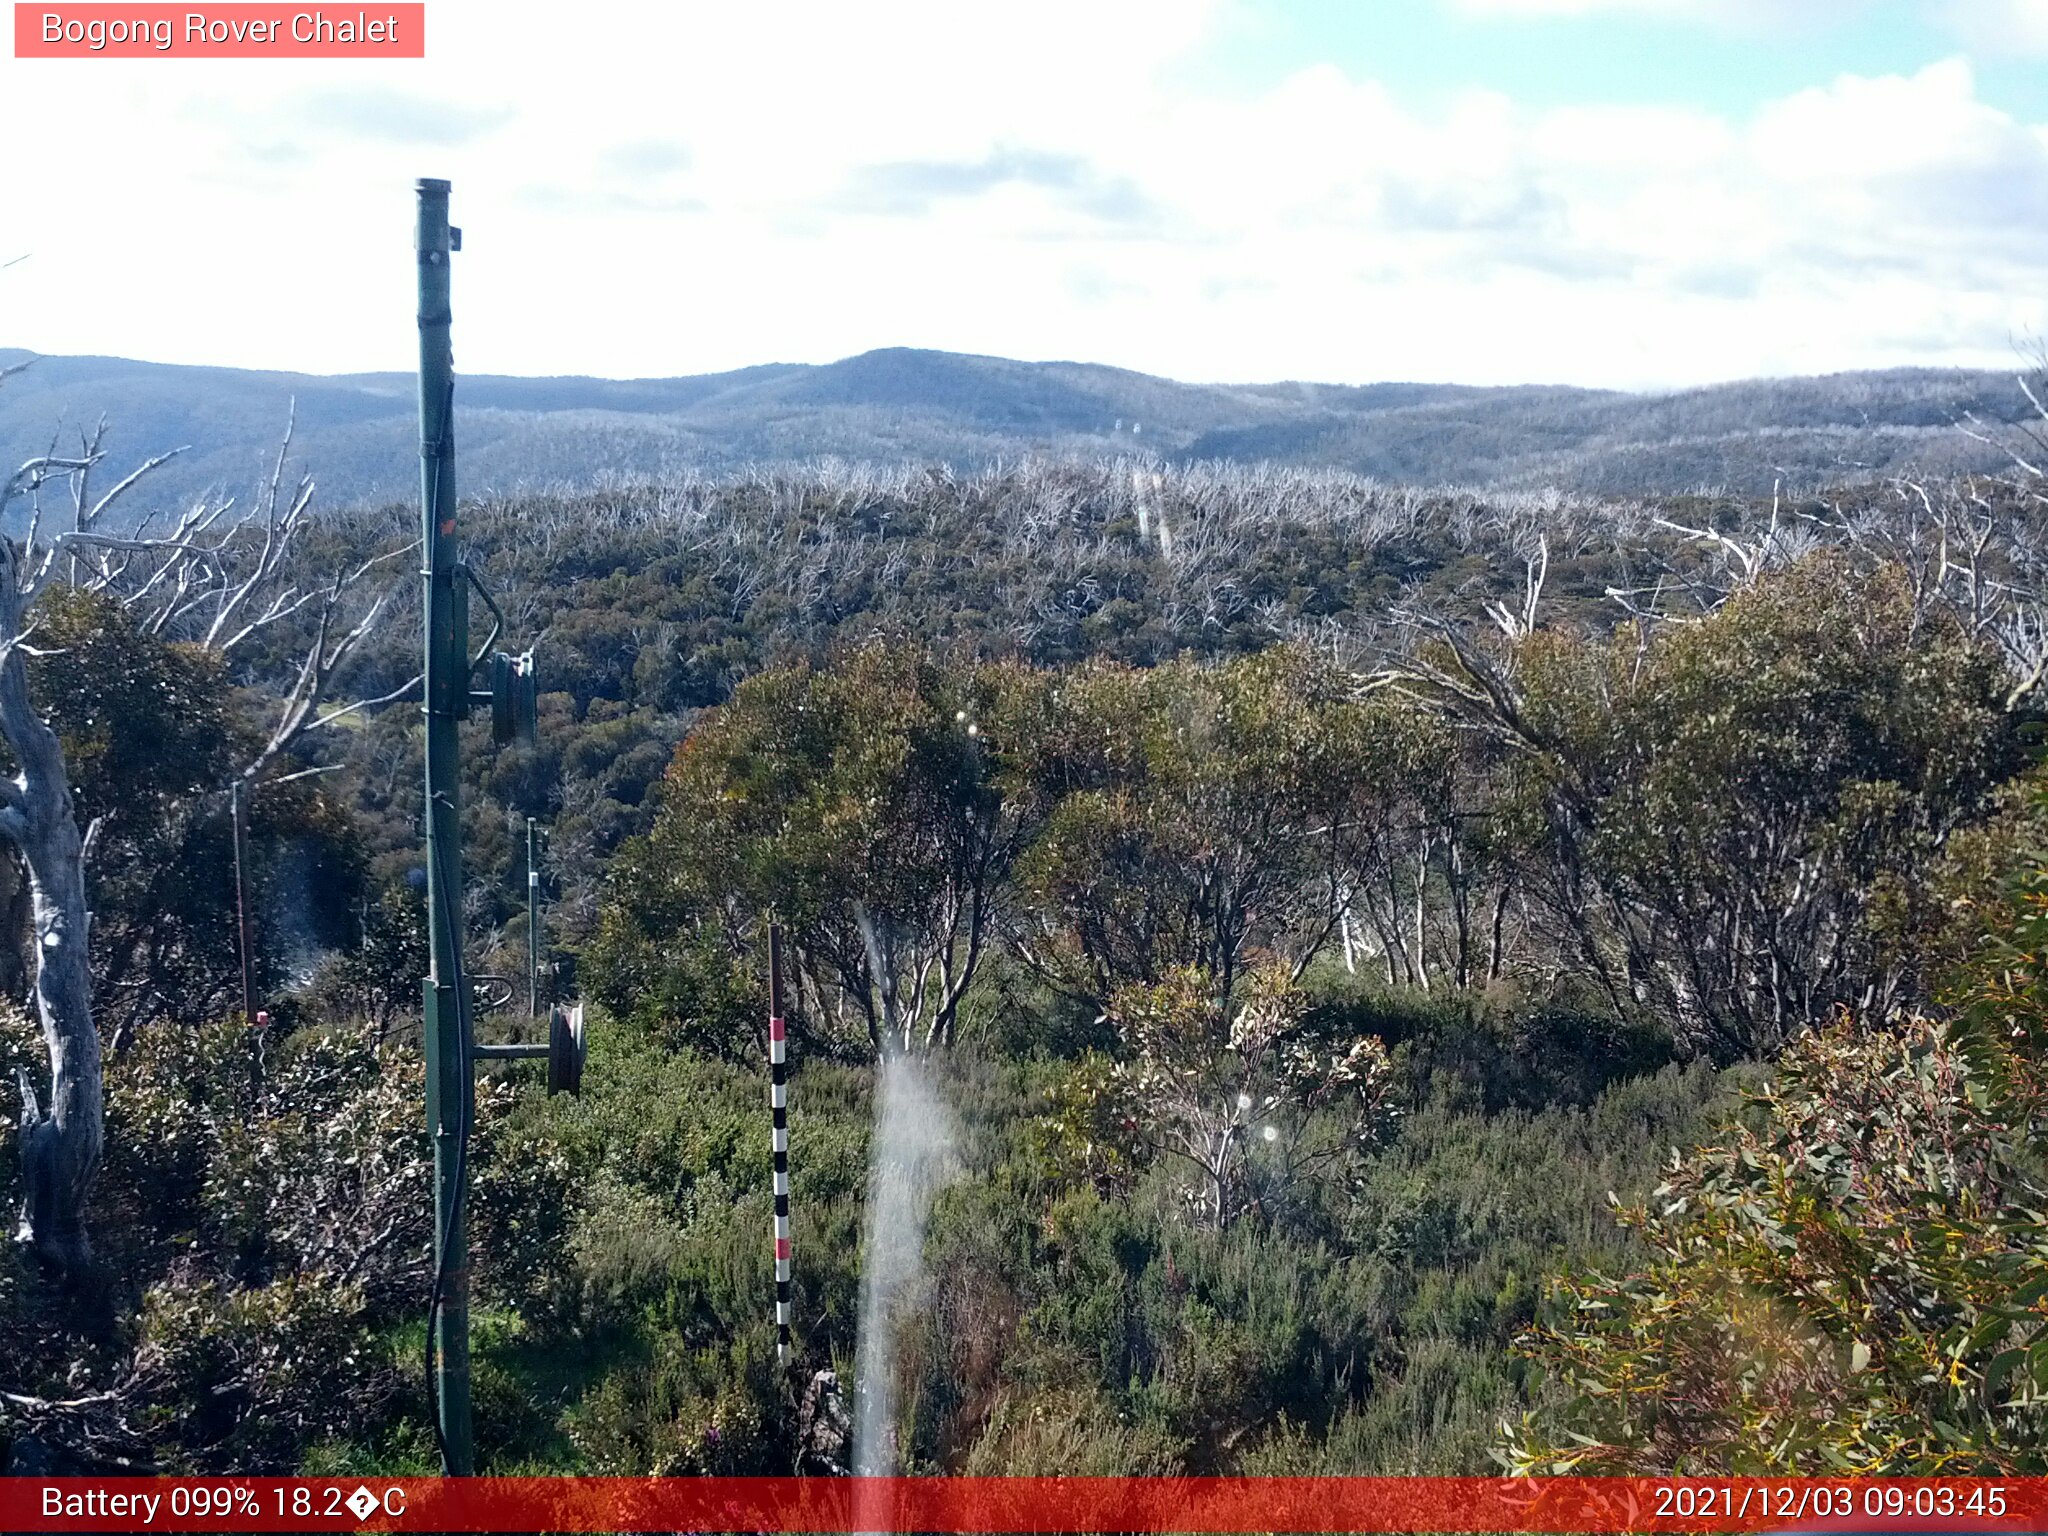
[416,177,451,193]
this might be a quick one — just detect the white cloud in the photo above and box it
[1944,0,2048,54]
[0,3,2043,391]
[1751,57,2010,179]
[1441,0,1855,28]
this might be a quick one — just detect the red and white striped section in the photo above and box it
[768,923,792,1363]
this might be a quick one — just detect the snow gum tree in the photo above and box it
[2,391,409,1277]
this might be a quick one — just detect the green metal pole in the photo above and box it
[526,816,539,1018]
[416,176,472,1477]
[230,779,255,1024]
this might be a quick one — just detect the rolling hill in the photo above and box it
[0,345,2034,516]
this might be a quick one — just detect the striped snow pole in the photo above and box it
[769,922,792,1363]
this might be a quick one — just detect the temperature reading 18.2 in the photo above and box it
[273,1484,408,1522]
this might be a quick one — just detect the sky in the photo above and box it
[4,0,2047,390]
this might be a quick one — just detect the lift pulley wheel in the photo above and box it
[490,650,539,747]
[547,1001,587,1097]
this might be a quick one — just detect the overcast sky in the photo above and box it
[4,0,2046,390]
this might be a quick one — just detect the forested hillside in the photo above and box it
[0,346,2037,513]
[4,437,2048,1476]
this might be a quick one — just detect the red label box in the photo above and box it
[14,3,425,56]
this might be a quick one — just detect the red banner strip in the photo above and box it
[1,1476,2043,1532]
[14,4,425,58]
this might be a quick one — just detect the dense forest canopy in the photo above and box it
[4,433,2048,1476]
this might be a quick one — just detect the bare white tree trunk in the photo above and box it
[0,545,100,1275]
[1411,842,1431,993]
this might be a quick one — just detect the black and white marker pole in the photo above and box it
[769,922,792,1363]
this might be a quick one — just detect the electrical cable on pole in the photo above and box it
[527,816,541,1018]
[416,176,472,1477]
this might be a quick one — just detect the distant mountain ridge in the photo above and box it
[0,345,2031,513]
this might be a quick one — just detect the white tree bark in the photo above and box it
[0,535,100,1274]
